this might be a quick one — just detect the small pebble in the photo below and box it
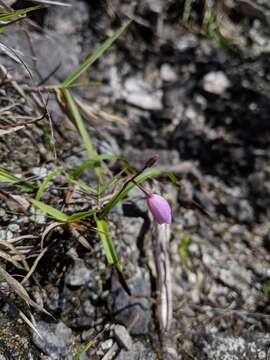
[114,324,133,351]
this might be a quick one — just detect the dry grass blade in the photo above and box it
[75,97,127,125]
[0,240,29,270]
[0,110,48,130]
[70,227,92,250]
[7,235,38,244]
[41,221,62,249]
[19,310,42,339]
[21,247,47,284]
[0,286,42,339]
[0,249,24,269]
[28,0,71,6]
[0,189,28,214]
[0,266,51,317]
[0,42,32,78]
[0,126,24,135]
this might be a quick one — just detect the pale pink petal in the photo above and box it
[147,193,172,224]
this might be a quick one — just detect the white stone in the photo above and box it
[202,71,230,95]
[160,63,177,82]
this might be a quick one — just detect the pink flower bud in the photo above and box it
[146,193,172,224]
[144,154,160,169]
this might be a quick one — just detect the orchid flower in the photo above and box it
[146,193,172,225]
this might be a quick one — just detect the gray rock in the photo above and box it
[45,0,89,34]
[109,274,152,335]
[124,76,163,110]
[123,147,180,170]
[184,210,198,228]
[114,324,133,351]
[0,28,81,83]
[143,0,163,13]
[176,34,199,51]
[192,332,270,360]
[118,341,156,360]
[237,200,255,224]
[7,223,20,233]
[65,261,92,287]
[32,321,72,357]
[101,339,114,351]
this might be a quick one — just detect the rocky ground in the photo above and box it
[1,0,270,359]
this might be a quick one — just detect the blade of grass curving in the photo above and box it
[62,88,103,184]
[0,249,24,269]
[0,167,35,191]
[67,208,98,223]
[96,218,121,271]
[30,198,69,222]
[0,42,32,78]
[62,20,131,88]
[65,80,101,89]
[35,168,62,201]
[26,0,71,6]
[68,154,118,179]
[19,310,41,339]
[98,168,126,195]
[67,177,98,195]
[0,265,51,316]
[100,168,161,218]
[21,247,47,285]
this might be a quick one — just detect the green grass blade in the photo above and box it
[62,89,103,184]
[98,168,126,195]
[62,88,95,156]
[178,233,193,271]
[65,80,101,89]
[0,167,35,191]
[100,168,161,218]
[67,209,98,223]
[68,154,118,179]
[96,218,121,270]
[35,168,63,201]
[182,0,195,24]
[67,177,98,195]
[62,20,131,88]
[73,338,94,360]
[30,199,69,222]
[0,5,41,21]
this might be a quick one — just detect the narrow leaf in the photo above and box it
[30,198,69,222]
[36,168,62,201]
[62,20,131,87]
[62,89,103,184]
[68,155,117,178]
[0,167,35,191]
[96,218,121,270]
[100,168,160,218]
[67,208,98,223]
[0,5,41,22]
